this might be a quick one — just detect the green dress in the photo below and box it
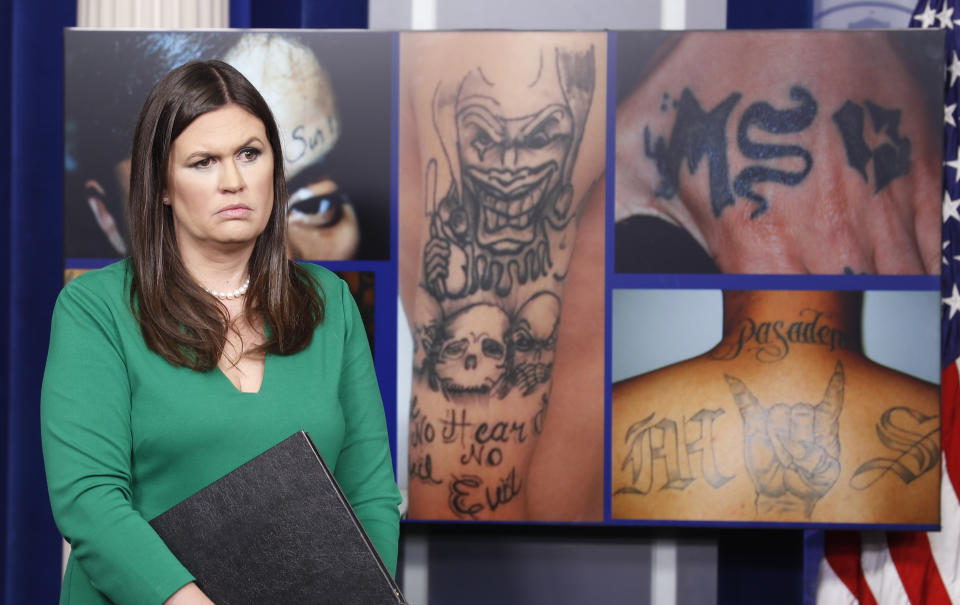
[41,261,401,605]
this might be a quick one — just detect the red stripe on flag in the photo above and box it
[825,531,878,605]
[887,531,952,605]
[943,362,960,500]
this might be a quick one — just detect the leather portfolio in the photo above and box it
[149,431,406,605]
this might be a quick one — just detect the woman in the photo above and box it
[41,60,401,605]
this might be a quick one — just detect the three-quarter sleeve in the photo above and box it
[331,278,402,577]
[40,281,194,604]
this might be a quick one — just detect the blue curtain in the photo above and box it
[727,0,813,28]
[2,2,367,602]
[3,0,77,602]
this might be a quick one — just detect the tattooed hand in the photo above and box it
[615,32,940,274]
[725,362,844,518]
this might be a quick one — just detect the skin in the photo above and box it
[612,291,940,523]
[615,32,940,274]
[161,105,278,604]
[90,156,361,262]
[164,103,273,395]
[399,32,605,521]
[286,178,360,260]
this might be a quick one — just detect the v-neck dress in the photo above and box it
[41,260,401,605]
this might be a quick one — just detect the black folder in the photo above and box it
[149,431,406,605]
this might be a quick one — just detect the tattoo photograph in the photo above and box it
[399,32,606,522]
[64,30,393,262]
[613,30,943,274]
[611,289,940,524]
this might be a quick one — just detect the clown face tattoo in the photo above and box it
[423,46,595,301]
[406,35,602,521]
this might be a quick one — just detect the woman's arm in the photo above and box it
[332,276,402,576]
[164,583,215,605]
[41,278,196,604]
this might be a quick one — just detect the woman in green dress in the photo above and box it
[41,60,401,605]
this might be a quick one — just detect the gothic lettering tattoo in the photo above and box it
[438,408,528,448]
[733,86,816,218]
[423,47,595,300]
[832,99,911,192]
[644,89,740,217]
[615,407,732,496]
[409,397,436,448]
[449,474,485,519]
[710,309,855,362]
[409,454,443,485]
[486,467,523,511]
[725,362,844,518]
[850,406,940,489]
[644,85,817,219]
[460,443,504,467]
[448,468,524,518]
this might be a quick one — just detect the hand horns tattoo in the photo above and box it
[725,361,844,519]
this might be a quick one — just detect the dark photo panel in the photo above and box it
[610,288,940,526]
[613,30,944,275]
[64,30,393,261]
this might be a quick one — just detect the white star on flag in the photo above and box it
[949,51,960,86]
[945,191,960,223]
[939,3,956,27]
[945,150,960,182]
[944,284,960,319]
[915,1,938,26]
[819,4,960,605]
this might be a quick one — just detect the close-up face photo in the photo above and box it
[64,30,393,263]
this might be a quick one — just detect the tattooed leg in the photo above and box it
[401,33,605,520]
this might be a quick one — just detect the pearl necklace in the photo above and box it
[204,276,250,300]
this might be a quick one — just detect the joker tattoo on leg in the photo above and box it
[423,46,595,300]
[404,34,603,520]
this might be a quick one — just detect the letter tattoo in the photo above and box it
[850,406,940,489]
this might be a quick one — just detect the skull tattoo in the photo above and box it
[506,292,561,396]
[433,303,510,401]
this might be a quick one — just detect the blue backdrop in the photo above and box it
[2,1,812,603]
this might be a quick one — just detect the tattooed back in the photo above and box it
[612,350,939,524]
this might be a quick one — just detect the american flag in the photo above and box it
[816,2,960,603]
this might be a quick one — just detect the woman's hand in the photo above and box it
[164,582,215,605]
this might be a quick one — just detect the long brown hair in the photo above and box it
[128,60,323,370]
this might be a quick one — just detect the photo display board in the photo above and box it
[64,29,944,529]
